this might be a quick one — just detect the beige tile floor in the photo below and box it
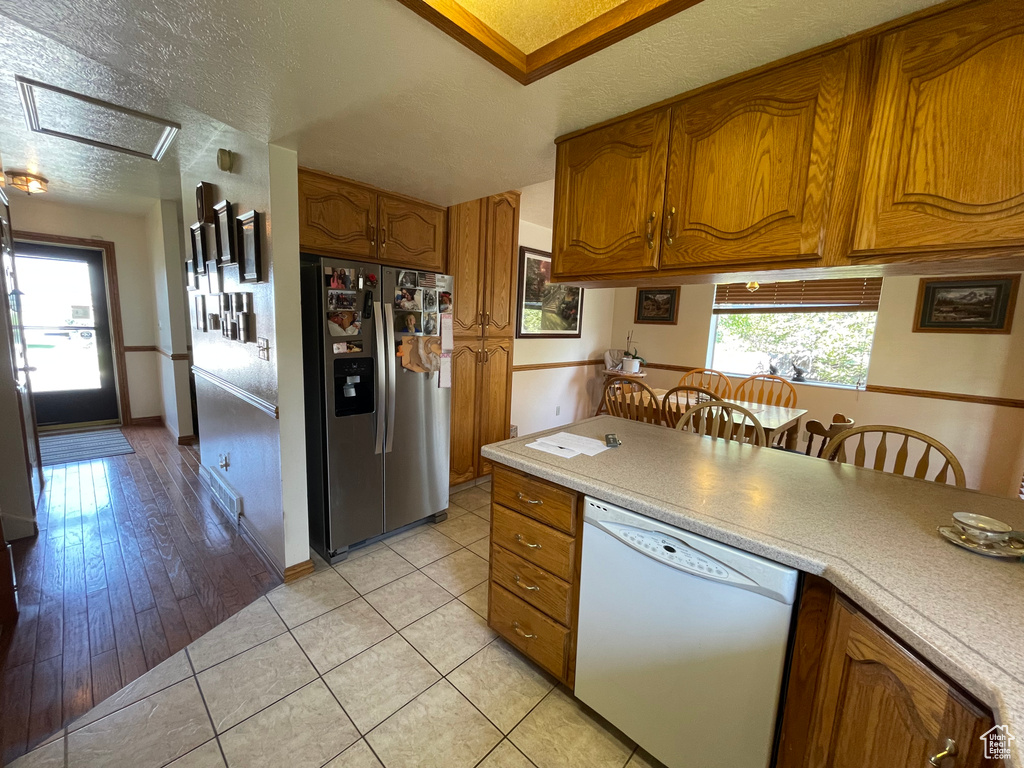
[11,482,665,768]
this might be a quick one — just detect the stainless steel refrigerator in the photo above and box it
[301,255,452,563]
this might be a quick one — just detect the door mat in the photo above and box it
[38,429,135,466]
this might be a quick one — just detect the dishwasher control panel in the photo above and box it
[604,522,737,583]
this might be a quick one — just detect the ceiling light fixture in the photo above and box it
[6,171,48,195]
[746,281,760,292]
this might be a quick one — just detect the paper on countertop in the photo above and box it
[535,432,609,456]
[438,353,451,389]
[525,441,581,459]
[440,313,453,353]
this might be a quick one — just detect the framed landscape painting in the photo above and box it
[516,246,584,338]
[913,275,1019,334]
[635,287,680,324]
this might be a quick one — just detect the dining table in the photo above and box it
[652,389,808,449]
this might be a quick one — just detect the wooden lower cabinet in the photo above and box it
[781,582,1002,768]
[449,337,513,484]
[487,466,580,687]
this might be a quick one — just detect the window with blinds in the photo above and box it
[709,277,882,388]
[714,278,883,313]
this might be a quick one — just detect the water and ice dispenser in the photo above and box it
[333,357,375,417]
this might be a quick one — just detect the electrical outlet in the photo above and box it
[555,405,561,416]
[257,336,270,361]
[509,425,518,438]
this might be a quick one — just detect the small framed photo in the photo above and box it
[914,275,1019,334]
[237,313,249,343]
[516,246,583,338]
[635,287,680,325]
[220,294,231,313]
[237,210,262,283]
[190,223,207,275]
[196,181,215,224]
[214,200,235,265]
[240,292,251,313]
[186,258,198,291]
[208,313,221,331]
[207,260,221,295]
[232,293,245,314]
[194,295,206,332]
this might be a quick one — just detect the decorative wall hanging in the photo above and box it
[214,200,235,264]
[190,223,207,275]
[238,210,262,283]
[516,246,583,338]
[635,287,680,325]
[196,181,216,224]
[913,275,1019,334]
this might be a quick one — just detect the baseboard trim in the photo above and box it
[511,358,604,373]
[864,384,1024,409]
[283,560,315,583]
[238,517,285,581]
[177,435,198,446]
[131,416,164,427]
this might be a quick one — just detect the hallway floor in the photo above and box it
[8,483,662,768]
[0,426,281,764]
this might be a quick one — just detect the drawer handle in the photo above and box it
[513,574,540,592]
[517,492,543,505]
[512,621,537,639]
[514,534,542,549]
[928,739,958,766]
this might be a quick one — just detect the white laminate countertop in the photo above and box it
[481,416,1024,765]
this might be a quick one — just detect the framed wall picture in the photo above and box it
[237,210,262,284]
[913,275,1019,334]
[186,258,198,291]
[214,200,235,265]
[196,181,216,224]
[635,287,680,324]
[516,246,583,338]
[190,222,207,275]
[207,260,221,295]
[194,295,206,331]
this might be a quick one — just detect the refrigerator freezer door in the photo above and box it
[382,268,451,531]
[322,257,384,551]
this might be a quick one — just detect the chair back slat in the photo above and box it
[678,368,733,399]
[734,374,798,407]
[675,402,766,447]
[661,385,722,428]
[822,426,966,488]
[806,414,855,458]
[604,377,662,425]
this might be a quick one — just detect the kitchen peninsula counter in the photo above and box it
[481,416,1024,766]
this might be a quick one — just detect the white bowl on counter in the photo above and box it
[952,512,1013,545]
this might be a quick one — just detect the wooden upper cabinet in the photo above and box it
[853,0,1024,259]
[484,192,520,337]
[553,109,670,277]
[379,195,446,272]
[662,47,856,269]
[298,172,377,259]
[447,198,485,337]
[806,598,998,768]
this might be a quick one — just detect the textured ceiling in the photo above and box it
[456,0,630,53]
[1,0,946,210]
[520,179,555,229]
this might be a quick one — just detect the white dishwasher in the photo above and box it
[575,497,798,768]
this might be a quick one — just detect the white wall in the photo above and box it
[10,196,167,422]
[510,218,616,436]
[607,273,1024,498]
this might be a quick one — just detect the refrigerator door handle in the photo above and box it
[373,300,386,455]
[383,302,397,454]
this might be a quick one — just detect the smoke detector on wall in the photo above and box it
[16,75,181,161]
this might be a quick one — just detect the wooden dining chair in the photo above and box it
[822,425,966,487]
[661,385,722,428]
[677,368,733,399]
[804,413,855,458]
[734,374,798,407]
[604,377,663,425]
[675,401,766,447]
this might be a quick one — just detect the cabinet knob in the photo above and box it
[664,206,677,246]
[516,492,542,505]
[380,226,387,252]
[645,212,657,249]
[514,533,542,549]
[513,574,540,592]
[368,224,376,245]
[928,738,958,766]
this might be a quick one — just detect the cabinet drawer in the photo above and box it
[493,465,577,534]
[492,504,576,581]
[491,544,573,626]
[489,583,570,681]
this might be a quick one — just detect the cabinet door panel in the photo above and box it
[808,599,998,768]
[298,172,376,258]
[449,340,481,485]
[662,48,852,268]
[477,338,512,476]
[553,109,669,277]
[485,192,520,337]
[379,196,446,272]
[853,0,1024,257]
[447,198,485,337]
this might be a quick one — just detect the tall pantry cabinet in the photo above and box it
[448,192,520,485]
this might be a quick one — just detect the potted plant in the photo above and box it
[622,332,646,373]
